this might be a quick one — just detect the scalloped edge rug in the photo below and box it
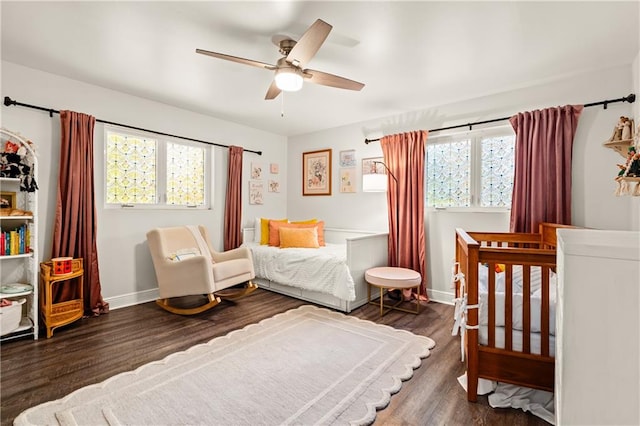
[15,305,435,426]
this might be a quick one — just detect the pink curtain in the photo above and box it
[52,111,109,316]
[224,146,244,250]
[509,105,583,233]
[380,131,428,298]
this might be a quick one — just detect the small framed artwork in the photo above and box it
[0,191,17,210]
[302,149,332,196]
[268,179,280,193]
[249,180,264,205]
[339,149,356,167]
[251,162,263,180]
[270,163,279,174]
[339,168,356,193]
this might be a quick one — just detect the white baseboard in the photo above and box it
[105,287,455,310]
[427,289,454,305]
[105,288,159,310]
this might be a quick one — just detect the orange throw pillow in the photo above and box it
[260,218,287,245]
[269,221,325,247]
[279,227,320,248]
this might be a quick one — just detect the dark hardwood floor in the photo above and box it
[1,289,548,425]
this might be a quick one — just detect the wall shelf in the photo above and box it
[603,139,634,158]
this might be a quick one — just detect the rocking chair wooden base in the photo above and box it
[155,282,258,315]
[215,281,258,300]
[156,294,222,316]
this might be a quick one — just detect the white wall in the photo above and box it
[1,61,287,308]
[288,64,636,303]
[632,49,640,231]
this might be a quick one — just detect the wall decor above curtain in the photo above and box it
[302,149,332,196]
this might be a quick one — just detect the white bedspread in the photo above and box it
[243,242,356,301]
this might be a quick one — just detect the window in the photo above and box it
[105,129,210,208]
[426,130,515,208]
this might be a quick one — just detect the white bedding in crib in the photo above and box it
[478,264,557,336]
[243,242,356,301]
[479,326,556,357]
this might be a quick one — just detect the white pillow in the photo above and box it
[254,217,261,243]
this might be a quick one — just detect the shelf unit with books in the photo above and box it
[0,128,38,341]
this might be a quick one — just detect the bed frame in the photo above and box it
[242,227,388,313]
[454,222,574,402]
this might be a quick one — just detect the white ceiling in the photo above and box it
[2,1,638,137]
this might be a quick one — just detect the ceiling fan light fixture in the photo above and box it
[275,67,303,92]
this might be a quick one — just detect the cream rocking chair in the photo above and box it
[146,225,257,315]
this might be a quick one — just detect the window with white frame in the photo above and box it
[105,129,210,208]
[425,130,515,208]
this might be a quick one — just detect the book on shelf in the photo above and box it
[0,223,30,256]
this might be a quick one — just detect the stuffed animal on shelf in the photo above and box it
[627,151,640,177]
[617,146,638,177]
[0,138,38,192]
[615,146,640,196]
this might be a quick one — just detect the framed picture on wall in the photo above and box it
[339,149,356,167]
[302,149,332,196]
[339,168,356,193]
[249,180,264,204]
[268,179,280,193]
[251,162,263,180]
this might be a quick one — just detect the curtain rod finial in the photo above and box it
[4,96,15,107]
[627,93,636,104]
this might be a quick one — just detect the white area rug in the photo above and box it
[15,305,435,426]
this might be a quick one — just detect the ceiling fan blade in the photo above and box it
[286,19,332,68]
[303,69,365,91]
[196,49,276,70]
[265,80,282,100]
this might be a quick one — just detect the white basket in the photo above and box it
[0,298,26,336]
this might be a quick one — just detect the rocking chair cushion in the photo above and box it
[212,258,254,282]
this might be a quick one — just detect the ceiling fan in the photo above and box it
[196,19,365,100]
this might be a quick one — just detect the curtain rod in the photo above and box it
[3,96,263,155]
[364,93,636,144]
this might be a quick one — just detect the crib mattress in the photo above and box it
[478,264,557,335]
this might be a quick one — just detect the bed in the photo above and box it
[242,227,388,313]
[453,223,574,402]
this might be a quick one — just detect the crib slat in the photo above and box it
[522,265,531,354]
[505,265,513,351]
[541,266,550,357]
[488,262,496,348]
